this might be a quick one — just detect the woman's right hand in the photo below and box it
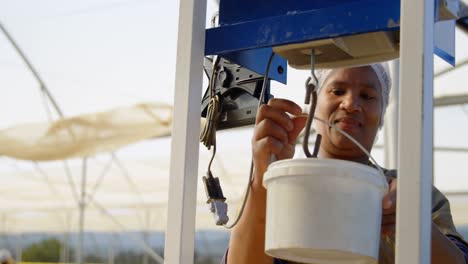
[252,98,307,186]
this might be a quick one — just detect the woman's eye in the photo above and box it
[331,89,345,96]
[361,93,375,100]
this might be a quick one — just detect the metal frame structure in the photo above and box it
[166,0,443,263]
[164,0,207,263]
[384,60,400,169]
[1,20,166,264]
[205,0,400,55]
[396,0,434,262]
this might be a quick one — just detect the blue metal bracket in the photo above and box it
[222,48,288,84]
[434,1,456,66]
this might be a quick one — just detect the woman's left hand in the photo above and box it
[381,179,397,236]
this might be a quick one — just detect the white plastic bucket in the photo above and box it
[263,158,388,264]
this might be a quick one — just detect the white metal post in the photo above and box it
[164,0,207,263]
[62,212,71,263]
[60,231,66,263]
[108,233,117,264]
[384,59,400,169]
[77,157,88,264]
[15,233,22,263]
[142,210,150,264]
[396,0,434,263]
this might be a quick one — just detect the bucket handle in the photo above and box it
[311,116,386,181]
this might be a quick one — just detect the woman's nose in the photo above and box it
[340,94,361,112]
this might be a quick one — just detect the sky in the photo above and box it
[0,0,467,230]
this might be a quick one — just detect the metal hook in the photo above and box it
[302,49,321,158]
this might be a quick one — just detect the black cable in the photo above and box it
[224,52,276,229]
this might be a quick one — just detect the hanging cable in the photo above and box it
[200,55,228,225]
[200,55,221,149]
[200,95,220,150]
[223,52,276,229]
[312,116,386,180]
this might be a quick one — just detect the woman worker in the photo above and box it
[224,64,468,263]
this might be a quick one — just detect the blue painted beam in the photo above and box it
[206,0,400,55]
[218,0,355,26]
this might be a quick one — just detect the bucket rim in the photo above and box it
[263,158,388,193]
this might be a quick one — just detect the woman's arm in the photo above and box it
[227,99,306,264]
[227,170,272,264]
[431,223,466,264]
[382,179,466,264]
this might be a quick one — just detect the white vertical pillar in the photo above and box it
[384,59,399,169]
[108,234,115,264]
[164,0,207,263]
[15,233,22,263]
[60,232,65,263]
[396,0,434,263]
[77,157,88,264]
[142,210,150,264]
[62,212,71,263]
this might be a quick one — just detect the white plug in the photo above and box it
[209,200,229,225]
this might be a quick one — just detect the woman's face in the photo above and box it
[315,66,382,160]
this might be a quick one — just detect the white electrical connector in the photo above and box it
[209,200,229,225]
[202,174,229,226]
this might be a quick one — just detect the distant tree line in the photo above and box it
[20,238,219,264]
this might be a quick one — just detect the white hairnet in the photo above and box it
[316,63,391,127]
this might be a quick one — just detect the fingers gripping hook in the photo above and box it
[302,49,322,158]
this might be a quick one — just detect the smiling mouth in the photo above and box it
[333,117,362,128]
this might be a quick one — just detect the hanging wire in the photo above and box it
[302,49,321,158]
[202,95,221,148]
[200,55,221,176]
[200,56,221,148]
[223,52,275,229]
[312,116,386,179]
